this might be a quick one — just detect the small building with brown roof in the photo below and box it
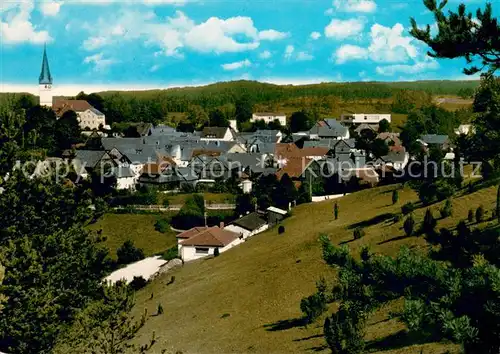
[177,226,243,262]
[53,99,106,131]
[200,127,234,142]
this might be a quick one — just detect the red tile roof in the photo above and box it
[179,227,240,247]
[53,99,93,116]
[176,227,210,239]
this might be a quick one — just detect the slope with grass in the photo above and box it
[130,184,497,353]
[89,213,177,258]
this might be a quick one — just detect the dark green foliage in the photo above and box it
[162,246,178,261]
[401,202,415,215]
[117,240,145,265]
[440,198,453,218]
[404,214,415,237]
[171,194,205,229]
[154,218,170,233]
[235,193,255,216]
[300,278,328,324]
[289,109,316,132]
[370,138,390,158]
[157,303,164,315]
[54,282,157,353]
[391,189,399,205]
[278,225,285,234]
[130,276,148,291]
[475,205,485,223]
[393,213,403,223]
[353,228,365,240]
[55,110,81,152]
[235,95,253,123]
[378,118,391,133]
[422,208,437,235]
[468,209,475,223]
[411,1,500,75]
[214,247,220,257]
[208,108,230,127]
[334,202,339,220]
[275,173,298,210]
[319,235,500,353]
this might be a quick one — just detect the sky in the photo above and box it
[0,0,491,95]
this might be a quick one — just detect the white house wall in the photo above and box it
[180,238,243,262]
[224,224,268,239]
[116,176,136,190]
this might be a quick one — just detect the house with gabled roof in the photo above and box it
[224,212,268,239]
[201,127,235,142]
[177,226,243,262]
[53,99,107,131]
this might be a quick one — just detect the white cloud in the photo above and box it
[150,64,160,72]
[40,1,63,16]
[79,10,289,56]
[297,51,314,61]
[83,52,116,70]
[325,18,364,40]
[334,23,419,64]
[335,44,368,64]
[375,59,439,76]
[259,50,272,59]
[284,45,295,59]
[221,59,252,71]
[258,29,289,41]
[310,31,321,40]
[0,1,52,44]
[368,23,417,63]
[82,36,109,50]
[333,0,377,13]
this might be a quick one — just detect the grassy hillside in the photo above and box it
[89,213,177,258]
[129,183,497,353]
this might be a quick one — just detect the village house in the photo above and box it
[200,127,235,142]
[224,212,268,239]
[341,113,391,125]
[53,99,107,131]
[176,226,243,262]
[251,112,287,126]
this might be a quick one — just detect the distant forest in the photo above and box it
[0,79,479,126]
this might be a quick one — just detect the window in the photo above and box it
[195,247,209,254]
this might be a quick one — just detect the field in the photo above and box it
[89,213,177,258]
[159,192,236,206]
[128,183,497,353]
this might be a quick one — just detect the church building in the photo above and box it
[38,47,107,131]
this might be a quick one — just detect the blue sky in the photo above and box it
[0,0,491,94]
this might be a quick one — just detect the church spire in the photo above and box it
[39,44,53,85]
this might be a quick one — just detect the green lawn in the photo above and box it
[160,192,235,206]
[89,213,177,258]
[128,183,498,353]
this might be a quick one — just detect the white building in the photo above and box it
[38,45,53,107]
[251,112,287,126]
[224,212,268,239]
[53,99,106,130]
[176,226,242,262]
[341,113,391,124]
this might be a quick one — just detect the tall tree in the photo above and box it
[411,1,500,75]
[55,110,81,152]
[235,95,253,123]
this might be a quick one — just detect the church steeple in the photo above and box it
[39,44,53,85]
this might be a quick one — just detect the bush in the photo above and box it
[393,213,403,223]
[402,202,415,215]
[440,198,453,218]
[162,246,178,261]
[117,240,145,265]
[129,276,147,291]
[404,214,415,237]
[353,228,365,240]
[324,308,365,354]
[157,303,164,315]
[278,225,285,234]
[475,205,485,223]
[468,209,474,223]
[214,247,220,257]
[422,208,437,235]
[154,218,170,233]
[392,189,399,205]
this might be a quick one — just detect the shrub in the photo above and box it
[401,202,415,215]
[117,240,145,265]
[404,214,415,237]
[157,303,164,315]
[162,246,178,261]
[353,228,365,240]
[129,276,147,291]
[468,209,474,223]
[392,189,399,205]
[163,198,170,208]
[154,218,170,233]
[324,308,365,354]
[214,247,220,257]
[278,225,285,234]
[440,198,453,218]
[334,202,339,220]
[475,205,485,223]
[393,213,403,223]
[422,208,437,235]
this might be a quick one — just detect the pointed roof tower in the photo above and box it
[39,44,53,85]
